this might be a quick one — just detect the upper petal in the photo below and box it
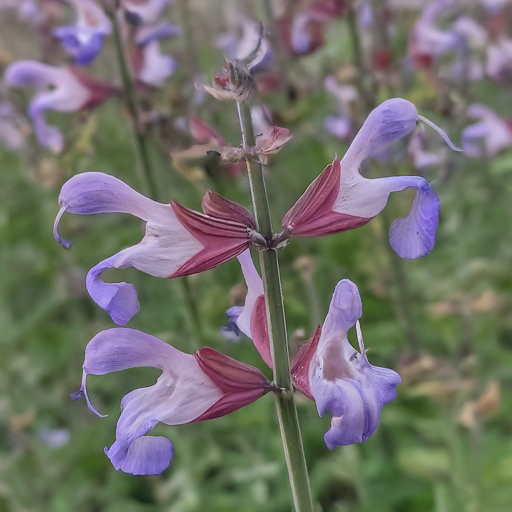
[343,98,418,168]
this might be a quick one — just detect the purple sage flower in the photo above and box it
[134,20,181,88]
[4,60,118,153]
[54,173,258,325]
[324,76,358,143]
[54,0,112,66]
[462,104,512,157]
[281,98,462,259]
[73,327,272,475]
[291,279,401,448]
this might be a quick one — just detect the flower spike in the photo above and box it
[281,98,461,259]
[74,328,272,474]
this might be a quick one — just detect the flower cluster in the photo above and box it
[3,0,179,153]
[54,94,460,474]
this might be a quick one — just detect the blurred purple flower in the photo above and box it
[282,98,462,259]
[54,173,257,324]
[291,279,401,447]
[277,0,347,56]
[408,128,444,171]
[124,0,170,25]
[486,36,512,83]
[54,0,112,66]
[462,103,512,157]
[73,327,272,475]
[324,76,358,143]
[409,0,462,70]
[4,60,118,153]
[133,21,180,88]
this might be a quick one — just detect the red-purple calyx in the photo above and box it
[281,159,371,238]
[194,347,273,421]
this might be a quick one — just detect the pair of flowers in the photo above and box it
[56,98,460,474]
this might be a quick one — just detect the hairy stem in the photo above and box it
[237,101,313,512]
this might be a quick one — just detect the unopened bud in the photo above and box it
[197,61,255,102]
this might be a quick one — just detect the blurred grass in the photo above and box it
[1,1,512,511]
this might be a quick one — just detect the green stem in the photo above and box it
[108,6,159,199]
[236,101,313,512]
[346,0,375,112]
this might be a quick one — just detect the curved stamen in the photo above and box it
[72,371,107,418]
[417,115,463,152]
[355,320,368,361]
[53,205,72,248]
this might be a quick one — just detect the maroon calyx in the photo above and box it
[170,200,254,277]
[69,68,121,110]
[281,158,371,238]
[201,191,257,229]
[194,347,273,421]
[188,115,227,146]
[290,325,322,400]
[250,295,273,368]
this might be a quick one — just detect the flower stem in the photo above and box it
[108,6,159,199]
[236,100,313,512]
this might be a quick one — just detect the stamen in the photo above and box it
[79,371,107,418]
[417,115,463,152]
[355,320,367,359]
[53,205,72,249]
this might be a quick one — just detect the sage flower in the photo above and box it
[462,104,512,157]
[281,98,462,259]
[54,173,258,325]
[54,0,112,65]
[134,21,180,88]
[291,279,401,447]
[4,60,118,153]
[73,328,272,475]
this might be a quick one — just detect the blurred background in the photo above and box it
[1,0,512,511]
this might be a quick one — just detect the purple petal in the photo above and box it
[58,172,161,218]
[234,250,264,340]
[86,256,140,326]
[461,122,488,157]
[53,26,105,65]
[83,328,176,375]
[221,306,244,342]
[322,280,362,340]
[136,21,181,46]
[4,60,59,87]
[324,116,352,141]
[321,366,400,449]
[29,93,65,153]
[105,436,174,475]
[344,99,418,167]
[388,178,440,259]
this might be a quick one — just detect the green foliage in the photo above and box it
[1,2,512,512]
